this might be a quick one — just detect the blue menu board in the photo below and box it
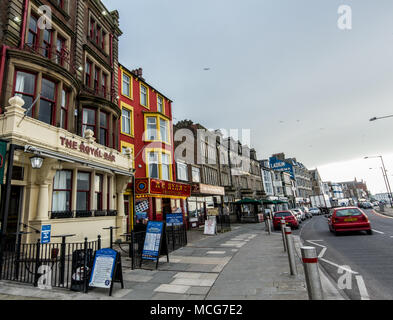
[142,221,164,261]
[89,248,117,289]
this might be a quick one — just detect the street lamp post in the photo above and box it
[365,156,393,207]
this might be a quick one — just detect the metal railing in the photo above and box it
[50,210,118,219]
[0,234,101,292]
[116,224,188,270]
[216,215,231,233]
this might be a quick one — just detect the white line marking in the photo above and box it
[355,275,370,300]
[319,258,359,275]
[372,229,385,234]
[319,248,327,258]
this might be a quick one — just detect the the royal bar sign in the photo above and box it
[136,178,191,198]
[60,137,116,162]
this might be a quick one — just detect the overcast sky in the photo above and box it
[102,0,393,194]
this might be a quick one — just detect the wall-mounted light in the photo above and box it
[13,16,21,23]
[102,10,107,16]
[30,155,44,169]
[78,66,83,72]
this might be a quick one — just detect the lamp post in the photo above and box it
[365,156,393,207]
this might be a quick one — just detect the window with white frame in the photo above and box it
[161,153,170,181]
[121,108,131,135]
[122,73,130,96]
[148,151,159,179]
[140,84,148,106]
[160,118,168,143]
[192,167,201,183]
[157,95,164,113]
[147,117,157,140]
[177,162,188,181]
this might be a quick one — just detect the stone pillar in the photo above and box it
[115,174,132,237]
[35,159,62,221]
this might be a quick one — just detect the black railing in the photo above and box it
[216,215,231,233]
[117,224,188,270]
[0,234,101,292]
[50,210,118,219]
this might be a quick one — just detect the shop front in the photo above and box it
[187,183,225,228]
[0,97,134,247]
[133,178,191,227]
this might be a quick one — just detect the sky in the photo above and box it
[102,0,393,195]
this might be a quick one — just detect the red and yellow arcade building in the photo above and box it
[118,63,191,230]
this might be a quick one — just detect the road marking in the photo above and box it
[355,275,370,300]
[319,258,359,275]
[372,229,385,234]
[306,240,327,258]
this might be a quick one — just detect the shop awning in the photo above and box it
[262,199,288,204]
[234,198,262,205]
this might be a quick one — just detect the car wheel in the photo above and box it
[367,230,373,235]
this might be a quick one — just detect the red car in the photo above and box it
[328,207,372,236]
[273,211,299,230]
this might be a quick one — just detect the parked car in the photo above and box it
[309,207,321,216]
[273,211,299,230]
[361,202,373,209]
[293,208,306,221]
[290,209,302,223]
[328,207,372,236]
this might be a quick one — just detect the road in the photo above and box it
[294,209,393,300]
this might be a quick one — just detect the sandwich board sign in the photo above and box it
[204,216,217,235]
[89,248,124,296]
[140,221,169,269]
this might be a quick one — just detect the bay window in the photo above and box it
[148,152,159,179]
[94,174,103,211]
[99,111,108,146]
[162,153,170,181]
[82,108,96,137]
[60,89,68,129]
[14,71,36,117]
[77,172,90,211]
[52,170,72,212]
[146,117,157,140]
[160,118,169,143]
[39,78,56,125]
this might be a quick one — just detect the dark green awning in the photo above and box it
[234,198,262,205]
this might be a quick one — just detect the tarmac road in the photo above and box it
[295,209,393,300]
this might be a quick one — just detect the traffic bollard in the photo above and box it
[280,220,287,252]
[267,217,272,235]
[301,246,324,300]
[284,227,297,276]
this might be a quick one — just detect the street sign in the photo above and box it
[41,225,51,244]
[0,141,7,184]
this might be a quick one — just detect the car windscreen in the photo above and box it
[335,209,362,217]
[274,212,292,218]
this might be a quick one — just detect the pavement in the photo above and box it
[0,223,344,300]
[374,206,393,217]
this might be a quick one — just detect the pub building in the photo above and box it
[118,64,191,229]
[0,96,134,245]
[0,0,126,245]
[134,178,191,226]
